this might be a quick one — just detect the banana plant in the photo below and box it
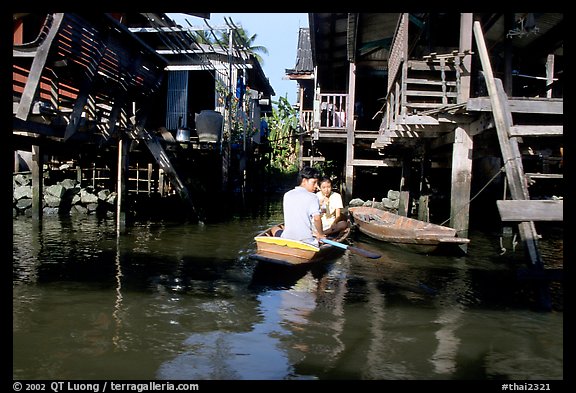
[267,96,300,171]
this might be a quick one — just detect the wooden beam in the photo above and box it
[466,97,563,115]
[509,125,562,137]
[352,158,400,167]
[133,126,201,221]
[16,14,64,121]
[13,117,65,138]
[497,200,563,222]
[526,173,563,180]
[408,60,461,72]
[429,130,455,150]
[398,115,440,125]
[468,112,495,136]
[64,82,97,141]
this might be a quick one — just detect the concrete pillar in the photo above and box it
[450,125,473,252]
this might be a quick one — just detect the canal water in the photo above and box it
[12,194,564,381]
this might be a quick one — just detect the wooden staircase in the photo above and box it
[129,126,202,221]
[473,22,562,308]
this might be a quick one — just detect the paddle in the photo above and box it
[320,238,381,259]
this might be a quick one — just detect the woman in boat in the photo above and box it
[274,166,326,246]
[316,177,348,236]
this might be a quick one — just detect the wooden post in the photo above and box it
[116,137,130,234]
[298,86,305,171]
[147,163,153,195]
[344,62,356,204]
[450,125,473,249]
[136,162,140,194]
[458,13,473,103]
[31,145,43,224]
[92,164,96,189]
[546,54,555,98]
[398,156,411,217]
[158,168,165,196]
[298,86,305,170]
[503,14,515,95]
[418,195,430,222]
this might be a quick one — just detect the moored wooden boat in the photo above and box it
[249,223,351,266]
[349,206,470,254]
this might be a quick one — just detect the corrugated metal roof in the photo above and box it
[295,28,313,72]
[286,28,313,75]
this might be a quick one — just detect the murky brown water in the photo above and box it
[13,195,563,381]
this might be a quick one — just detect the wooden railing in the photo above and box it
[299,109,313,133]
[379,55,463,133]
[387,13,409,92]
[318,93,348,129]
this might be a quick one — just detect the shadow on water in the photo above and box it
[348,229,563,312]
[249,261,334,292]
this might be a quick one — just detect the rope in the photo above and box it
[438,165,506,226]
[499,236,506,255]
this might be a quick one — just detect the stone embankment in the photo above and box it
[13,173,116,218]
[348,189,401,212]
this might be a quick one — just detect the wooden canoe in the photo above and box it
[349,206,470,254]
[249,222,351,266]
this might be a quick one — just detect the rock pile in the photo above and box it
[13,173,116,218]
[348,189,401,213]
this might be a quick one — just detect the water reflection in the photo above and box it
[13,206,563,380]
[156,293,295,380]
[112,236,125,351]
[429,259,467,376]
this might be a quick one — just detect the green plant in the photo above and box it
[218,22,269,65]
[266,96,300,172]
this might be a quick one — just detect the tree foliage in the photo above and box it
[193,19,269,65]
[220,26,269,65]
[266,96,300,172]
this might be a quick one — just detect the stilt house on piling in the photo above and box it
[13,13,274,223]
[287,13,563,271]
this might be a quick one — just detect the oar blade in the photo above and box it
[321,238,381,259]
[346,245,381,259]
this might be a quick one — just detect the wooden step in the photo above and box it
[405,90,459,98]
[509,125,563,137]
[466,97,563,115]
[496,200,563,222]
[405,78,457,86]
[525,173,563,180]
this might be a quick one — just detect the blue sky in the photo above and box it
[168,13,309,105]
